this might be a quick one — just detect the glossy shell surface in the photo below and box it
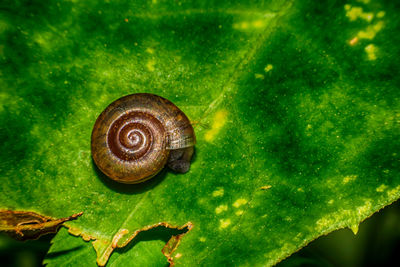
[91,93,195,184]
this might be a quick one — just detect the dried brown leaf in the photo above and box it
[0,210,83,241]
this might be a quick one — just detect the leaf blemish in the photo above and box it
[365,44,378,60]
[145,47,154,54]
[235,210,244,216]
[255,73,265,79]
[215,205,228,214]
[233,198,248,208]
[232,16,273,31]
[212,188,224,197]
[204,110,228,142]
[343,175,357,184]
[376,184,387,192]
[264,64,273,72]
[175,253,182,258]
[146,59,156,72]
[260,185,272,190]
[344,5,374,22]
[219,219,231,229]
[357,22,384,40]
[345,1,385,60]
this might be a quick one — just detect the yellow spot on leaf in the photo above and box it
[219,219,231,229]
[199,237,206,242]
[376,184,387,192]
[212,188,224,197]
[233,19,266,30]
[349,37,359,46]
[233,21,249,30]
[328,199,334,205]
[215,205,228,214]
[365,44,377,60]
[146,47,154,54]
[255,73,264,79]
[264,64,273,72]
[235,210,244,216]
[343,175,357,184]
[233,198,248,208]
[252,20,265,28]
[260,185,272,190]
[376,11,385,18]
[146,59,156,71]
[204,110,228,142]
[357,21,384,40]
[345,5,374,22]
[241,21,249,29]
[175,253,182,258]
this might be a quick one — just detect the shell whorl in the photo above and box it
[91,93,196,184]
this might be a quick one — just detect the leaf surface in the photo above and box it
[0,0,399,266]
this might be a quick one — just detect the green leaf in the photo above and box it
[1,0,399,266]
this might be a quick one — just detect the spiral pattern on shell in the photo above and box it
[108,112,164,161]
[91,93,195,184]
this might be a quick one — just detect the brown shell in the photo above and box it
[91,93,196,184]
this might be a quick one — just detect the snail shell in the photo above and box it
[91,93,196,184]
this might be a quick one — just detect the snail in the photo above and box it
[91,93,196,184]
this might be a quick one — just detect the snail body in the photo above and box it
[91,93,195,184]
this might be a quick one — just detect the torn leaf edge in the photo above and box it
[91,221,194,266]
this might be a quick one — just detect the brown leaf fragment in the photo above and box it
[0,210,83,241]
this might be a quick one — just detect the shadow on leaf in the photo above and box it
[116,225,190,267]
[92,159,168,195]
[45,245,85,259]
[92,147,198,194]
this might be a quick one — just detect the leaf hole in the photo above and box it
[115,223,192,266]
